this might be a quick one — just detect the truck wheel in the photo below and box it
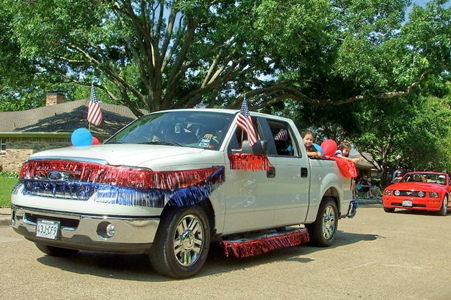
[149,205,211,279]
[306,197,338,247]
[438,196,448,216]
[35,243,79,257]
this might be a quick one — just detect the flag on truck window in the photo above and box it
[274,129,288,141]
[87,83,103,126]
[236,98,257,146]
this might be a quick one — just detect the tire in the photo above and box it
[149,205,211,279]
[35,243,79,257]
[306,197,338,247]
[383,207,395,213]
[438,196,448,216]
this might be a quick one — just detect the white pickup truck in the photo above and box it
[11,108,357,278]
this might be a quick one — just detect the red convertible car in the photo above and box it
[383,172,450,215]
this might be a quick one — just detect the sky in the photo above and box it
[413,0,429,6]
[412,0,450,8]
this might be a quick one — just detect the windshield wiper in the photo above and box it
[138,141,184,147]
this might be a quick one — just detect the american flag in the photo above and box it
[236,97,257,146]
[274,129,288,141]
[87,83,103,126]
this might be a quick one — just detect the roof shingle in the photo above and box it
[0,100,146,136]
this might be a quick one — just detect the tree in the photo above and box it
[2,0,450,115]
[350,95,451,186]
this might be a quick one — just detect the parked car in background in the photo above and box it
[383,172,450,215]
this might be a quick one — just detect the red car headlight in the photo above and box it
[428,192,439,198]
[384,190,391,196]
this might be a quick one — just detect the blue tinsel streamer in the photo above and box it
[347,199,359,218]
[20,166,226,208]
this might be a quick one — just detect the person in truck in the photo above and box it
[334,141,363,163]
[301,130,322,158]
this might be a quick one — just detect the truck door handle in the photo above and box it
[301,167,308,178]
[267,166,276,178]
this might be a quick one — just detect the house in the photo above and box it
[0,92,145,172]
[351,151,382,178]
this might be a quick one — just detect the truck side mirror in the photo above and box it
[252,140,268,155]
[231,140,268,155]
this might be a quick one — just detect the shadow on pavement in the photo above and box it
[36,230,378,280]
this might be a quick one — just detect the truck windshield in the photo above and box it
[105,111,234,150]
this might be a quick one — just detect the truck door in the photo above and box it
[222,117,277,234]
[263,119,311,226]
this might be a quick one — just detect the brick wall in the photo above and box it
[0,136,71,172]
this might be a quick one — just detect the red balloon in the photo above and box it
[321,139,337,157]
[92,136,101,145]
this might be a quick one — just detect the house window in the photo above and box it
[0,138,6,153]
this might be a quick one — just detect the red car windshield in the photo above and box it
[399,173,447,185]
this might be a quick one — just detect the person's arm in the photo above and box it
[335,153,362,163]
[306,151,322,158]
[360,180,370,187]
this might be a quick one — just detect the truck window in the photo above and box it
[227,117,262,151]
[266,120,298,157]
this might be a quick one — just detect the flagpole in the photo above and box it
[240,93,245,145]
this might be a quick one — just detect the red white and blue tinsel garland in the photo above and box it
[222,228,310,258]
[19,160,225,207]
[229,153,271,171]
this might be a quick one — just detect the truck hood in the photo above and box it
[28,144,210,168]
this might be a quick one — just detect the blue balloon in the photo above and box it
[313,143,324,157]
[71,128,93,147]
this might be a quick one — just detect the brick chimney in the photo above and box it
[45,92,64,106]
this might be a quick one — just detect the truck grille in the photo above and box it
[22,180,95,200]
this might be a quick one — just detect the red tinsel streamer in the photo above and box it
[222,228,310,258]
[20,160,224,190]
[329,156,358,178]
[229,153,271,171]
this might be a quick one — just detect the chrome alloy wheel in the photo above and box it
[322,205,336,240]
[173,214,204,267]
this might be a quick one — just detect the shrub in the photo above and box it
[0,171,19,178]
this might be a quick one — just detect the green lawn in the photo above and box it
[0,177,18,207]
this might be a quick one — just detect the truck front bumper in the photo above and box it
[11,205,160,254]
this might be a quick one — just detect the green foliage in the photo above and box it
[1,0,450,115]
[351,95,451,185]
[0,177,17,207]
[0,171,19,178]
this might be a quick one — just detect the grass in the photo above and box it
[0,176,19,207]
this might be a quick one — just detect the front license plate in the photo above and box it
[402,200,413,207]
[36,219,60,240]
